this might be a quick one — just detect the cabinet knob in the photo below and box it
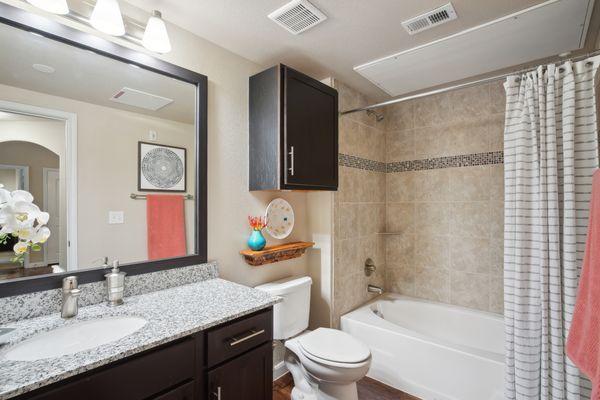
[288,146,295,176]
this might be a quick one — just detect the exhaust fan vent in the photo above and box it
[402,3,457,35]
[110,87,173,111]
[268,0,327,35]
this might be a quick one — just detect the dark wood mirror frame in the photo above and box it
[0,2,208,297]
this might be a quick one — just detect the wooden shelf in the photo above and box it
[240,241,315,266]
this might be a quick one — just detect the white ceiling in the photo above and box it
[357,0,592,97]
[123,0,563,100]
[0,23,196,123]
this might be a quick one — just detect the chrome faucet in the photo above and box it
[61,276,81,318]
[367,284,384,295]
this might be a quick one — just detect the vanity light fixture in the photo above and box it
[26,0,69,15]
[90,0,125,36]
[142,10,171,54]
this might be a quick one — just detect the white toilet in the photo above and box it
[256,276,371,400]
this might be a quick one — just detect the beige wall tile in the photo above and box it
[413,93,453,128]
[490,201,504,239]
[449,84,492,121]
[386,234,414,269]
[384,102,414,131]
[490,236,504,276]
[445,118,492,156]
[387,172,415,202]
[416,202,450,236]
[488,113,505,152]
[450,236,490,274]
[414,267,450,302]
[414,169,451,202]
[490,81,507,114]
[449,165,492,201]
[386,266,415,296]
[490,165,504,200]
[338,203,359,240]
[450,271,490,311]
[387,129,415,162]
[414,234,450,270]
[414,126,451,159]
[489,276,504,314]
[386,202,416,234]
[450,201,492,237]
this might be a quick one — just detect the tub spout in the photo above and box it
[367,284,383,294]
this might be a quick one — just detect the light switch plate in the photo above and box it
[108,211,124,224]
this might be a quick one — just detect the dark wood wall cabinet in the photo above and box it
[17,308,273,400]
[249,64,339,191]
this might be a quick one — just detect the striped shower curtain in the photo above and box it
[504,58,600,400]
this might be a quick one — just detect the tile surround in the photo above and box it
[334,79,505,318]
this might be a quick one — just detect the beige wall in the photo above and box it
[384,81,505,314]
[0,141,59,264]
[0,0,311,285]
[332,81,386,327]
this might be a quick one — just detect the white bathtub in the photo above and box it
[340,294,504,400]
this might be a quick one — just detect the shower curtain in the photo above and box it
[504,58,600,400]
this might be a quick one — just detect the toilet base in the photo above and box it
[285,338,362,400]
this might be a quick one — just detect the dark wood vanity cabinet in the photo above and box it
[17,308,273,400]
[249,64,338,191]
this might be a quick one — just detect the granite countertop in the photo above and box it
[0,278,279,399]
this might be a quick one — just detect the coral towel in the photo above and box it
[146,194,186,260]
[567,169,600,398]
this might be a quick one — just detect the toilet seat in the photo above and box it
[298,328,371,366]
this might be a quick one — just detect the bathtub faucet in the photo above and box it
[367,284,383,295]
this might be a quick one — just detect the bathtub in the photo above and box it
[340,294,504,400]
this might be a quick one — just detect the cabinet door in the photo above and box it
[207,342,272,400]
[283,66,338,190]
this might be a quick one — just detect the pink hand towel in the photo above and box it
[146,194,186,260]
[567,169,600,399]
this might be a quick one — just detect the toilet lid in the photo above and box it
[298,328,370,364]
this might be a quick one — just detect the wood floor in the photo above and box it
[273,373,421,400]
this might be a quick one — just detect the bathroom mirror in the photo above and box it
[0,3,207,295]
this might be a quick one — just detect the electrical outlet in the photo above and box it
[108,211,124,224]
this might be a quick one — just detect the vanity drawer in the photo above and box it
[206,308,272,367]
[151,381,194,400]
[23,338,195,400]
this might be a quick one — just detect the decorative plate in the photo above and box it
[265,198,294,239]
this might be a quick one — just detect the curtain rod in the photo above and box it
[340,49,600,116]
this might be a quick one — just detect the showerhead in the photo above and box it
[366,109,384,122]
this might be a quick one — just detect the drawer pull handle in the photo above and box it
[289,146,295,176]
[212,386,221,400]
[228,329,265,347]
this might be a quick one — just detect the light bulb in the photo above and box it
[90,0,125,36]
[142,10,171,54]
[26,0,69,15]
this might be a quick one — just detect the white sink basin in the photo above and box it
[2,316,147,361]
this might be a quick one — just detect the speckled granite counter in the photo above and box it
[0,278,279,399]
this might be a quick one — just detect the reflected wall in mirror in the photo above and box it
[0,22,198,281]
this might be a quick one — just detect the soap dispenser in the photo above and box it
[105,260,126,306]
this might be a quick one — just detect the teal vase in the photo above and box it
[247,230,266,251]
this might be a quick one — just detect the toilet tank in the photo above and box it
[256,276,312,340]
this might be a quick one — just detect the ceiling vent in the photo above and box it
[109,87,173,111]
[401,3,458,35]
[268,0,327,35]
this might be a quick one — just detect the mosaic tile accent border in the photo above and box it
[339,153,386,172]
[387,151,504,172]
[339,151,504,173]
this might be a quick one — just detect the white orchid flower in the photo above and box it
[31,226,51,244]
[13,241,28,255]
[0,188,51,265]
